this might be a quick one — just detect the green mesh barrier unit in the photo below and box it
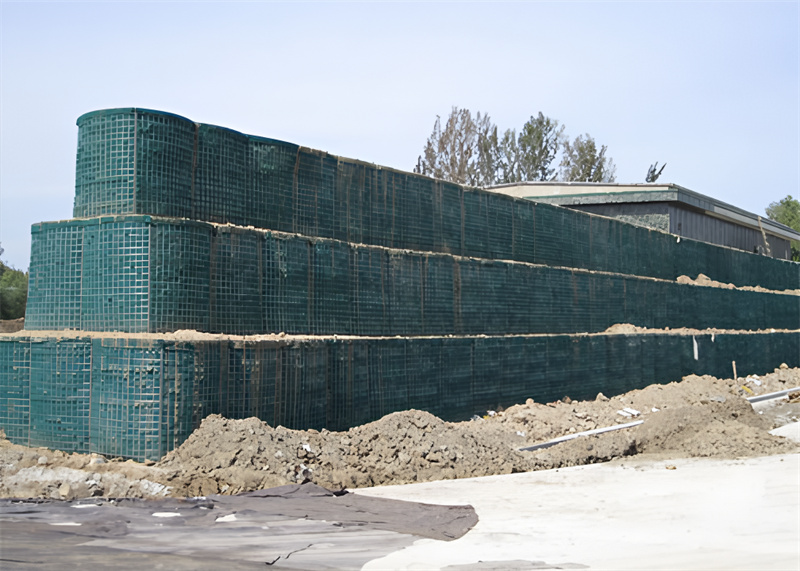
[25,220,84,330]
[74,109,195,218]
[26,216,800,335]
[149,220,212,332]
[2,331,798,461]
[209,226,264,333]
[80,218,150,332]
[28,339,92,453]
[0,338,31,442]
[194,124,248,224]
[72,108,799,291]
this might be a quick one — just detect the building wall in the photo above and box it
[668,204,790,260]
[568,202,792,260]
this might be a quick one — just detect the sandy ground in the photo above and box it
[1,366,798,500]
[357,453,800,570]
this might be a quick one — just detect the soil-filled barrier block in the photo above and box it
[28,339,92,452]
[70,108,800,291]
[2,331,798,462]
[0,339,31,442]
[25,216,800,336]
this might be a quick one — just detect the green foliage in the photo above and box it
[766,195,800,261]
[558,134,616,183]
[0,260,28,319]
[418,109,612,185]
[517,113,565,182]
[417,107,498,186]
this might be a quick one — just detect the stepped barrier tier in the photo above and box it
[73,108,799,291]
[25,216,800,335]
[1,330,798,461]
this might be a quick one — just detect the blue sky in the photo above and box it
[1,1,798,270]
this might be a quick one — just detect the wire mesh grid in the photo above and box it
[79,220,150,332]
[71,109,800,292]
[89,338,163,460]
[0,338,31,443]
[25,215,800,335]
[28,339,92,452]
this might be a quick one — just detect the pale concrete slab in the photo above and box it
[771,422,800,444]
[357,454,800,570]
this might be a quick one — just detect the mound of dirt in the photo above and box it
[0,318,24,333]
[677,273,800,295]
[1,366,798,500]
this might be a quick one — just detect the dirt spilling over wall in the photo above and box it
[0,318,24,333]
[678,273,800,295]
[1,366,798,500]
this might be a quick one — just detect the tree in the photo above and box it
[496,128,519,184]
[417,107,497,187]
[766,195,800,261]
[646,162,666,182]
[0,261,28,320]
[517,113,565,182]
[417,109,615,186]
[558,134,616,183]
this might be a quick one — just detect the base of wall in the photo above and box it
[2,329,798,461]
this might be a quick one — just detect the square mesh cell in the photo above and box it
[135,112,195,219]
[26,221,84,330]
[246,136,297,232]
[210,227,264,334]
[194,124,248,225]
[29,339,92,453]
[90,338,165,461]
[74,112,138,217]
[0,337,31,444]
[149,220,212,332]
[80,220,150,332]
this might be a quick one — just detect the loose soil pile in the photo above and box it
[0,318,24,333]
[1,366,798,500]
[677,273,800,295]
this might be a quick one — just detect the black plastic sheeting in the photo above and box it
[0,483,476,568]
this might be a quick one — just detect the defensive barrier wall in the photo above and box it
[2,331,798,461]
[72,108,799,291]
[25,215,800,335]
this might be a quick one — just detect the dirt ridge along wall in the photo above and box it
[1,331,798,461]
[71,108,799,291]
[24,216,800,335]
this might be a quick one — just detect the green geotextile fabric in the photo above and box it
[25,216,800,335]
[1,331,798,461]
[71,108,799,291]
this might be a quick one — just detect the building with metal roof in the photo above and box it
[485,182,800,261]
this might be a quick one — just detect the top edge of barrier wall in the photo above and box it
[248,134,300,149]
[77,108,301,150]
[77,107,194,126]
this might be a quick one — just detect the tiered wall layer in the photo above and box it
[72,109,800,291]
[2,331,798,461]
[26,216,800,335]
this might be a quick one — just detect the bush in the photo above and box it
[0,262,28,319]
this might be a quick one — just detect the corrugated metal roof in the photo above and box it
[485,182,800,242]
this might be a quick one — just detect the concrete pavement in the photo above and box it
[357,453,800,570]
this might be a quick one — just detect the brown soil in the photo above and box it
[0,317,24,333]
[1,366,798,500]
[677,273,800,295]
